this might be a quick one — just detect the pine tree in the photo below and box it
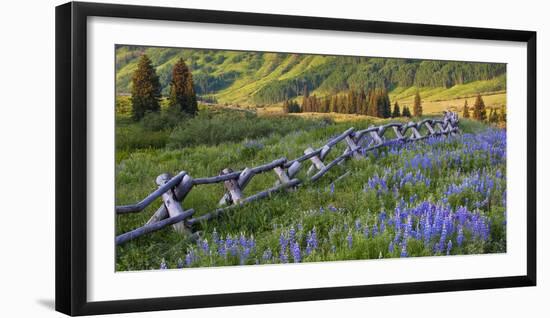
[358,90,367,115]
[302,84,310,112]
[499,107,506,123]
[413,91,422,117]
[367,89,379,117]
[169,58,198,116]
[131,54,161,120]
[472,93,487,121]
[402,105,412,117]
[392,101,401,118]
[462,99,470,118]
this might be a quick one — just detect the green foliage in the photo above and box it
[402,105,412,117]
[462,99,470,118]
[413,91,422,117]
[131,54,161,121]
[169,58,198,115]
[392,101,401,117]
[116,46,506,106]
[167,109,324,149]
[472,93,487,121]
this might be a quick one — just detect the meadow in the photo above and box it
[115,106,506,271]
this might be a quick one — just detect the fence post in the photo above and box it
[156,173,192,235]
[220,168,243,205]
[304,147,325,175]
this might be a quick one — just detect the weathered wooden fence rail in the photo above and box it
[115,111,459,245]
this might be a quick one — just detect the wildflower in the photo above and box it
[291,241,301,263]
[160,259,168,270]
[355,219,362,232]
[330,183,335,194]
[457,226,464,247]
[400,243,408,258]
[176,258,184,269]
[389,241,394,253]
[263,248,273,262]
[446,240,453,255]
[347,231,353,249]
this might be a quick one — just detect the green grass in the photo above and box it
[115,108,506,271]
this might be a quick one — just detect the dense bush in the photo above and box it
[167,109,324,148]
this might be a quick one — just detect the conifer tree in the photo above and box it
[413,91,422,117]
[169,58,198,116]
[131,54,161,120]
[302,84,310,112]
[499,107,506,123]
[402,105,412,117]
[472,93,487,121]
[462,99,470,118]
[392,101,401,118]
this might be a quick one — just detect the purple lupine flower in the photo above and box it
[347,231,353,249]
[218,240,227,258]
[289,226,296,242]
[363,225,370,238]
[177,258,184,269]
[400,242,408,258]
[239,233,247,248]
[371,222,378,237]
[291,241,301,263]
[456,226,464,247]
[389,240,394,253]
[446,240,453,255]
[328,205,338,212]
[240,247,251,265]
[355,219,362,232]
[262,248,272,262]
[330,183,335,194]
[160,259,168,270]
[200,239,209,254]
[185,250,194,267]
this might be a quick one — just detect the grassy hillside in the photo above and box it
[115,108,506,271]
[116,46,506,107]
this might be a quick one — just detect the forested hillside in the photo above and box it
[116,45,506,105]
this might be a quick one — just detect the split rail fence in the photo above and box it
[115,111,460,245]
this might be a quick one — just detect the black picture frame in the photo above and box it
[55,1,537,316]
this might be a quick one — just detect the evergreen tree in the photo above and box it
[462,99,470,118]
[472,93,487,121]
[131,54,161,120]
[169,58,198,115]
[302,84,310,112]
[392,101,401,117]
[330,95,338,113]
[358,90,367,115]
[402,105,412,117]
[413,91,422,117]
[367,89,379,117]
[489,108,499,123]
[499,107,506,123]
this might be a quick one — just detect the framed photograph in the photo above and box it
[56,1,536,316]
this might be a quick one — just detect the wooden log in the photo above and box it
[219,167,254,205]
[344,135,362,159]
[116,209,195,245]
[115,171,187,214]
[410,126,422,139]
[193,170,242,185]
[288,161,301,179]
[221,168,243,204]
[305,147,326,175]
[320,144,332,160]
[156,173,191,235]
[283,148,321,168]
[424,122,436,135]
[174,174,193,201]
[393,126,405,139]
[273,166,291,184]
[145,204,168,225]
[369,130,384,145]
[250,158,287,174]
[310,151,351,182]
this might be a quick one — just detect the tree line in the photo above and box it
[462,93,506,123]
[283,85,421,118]
[130,54,198,121]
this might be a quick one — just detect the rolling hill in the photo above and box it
[115,45,506,107]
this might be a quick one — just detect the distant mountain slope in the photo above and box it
[115,45,506,105]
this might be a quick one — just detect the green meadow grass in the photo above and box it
[115,108,505,271]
